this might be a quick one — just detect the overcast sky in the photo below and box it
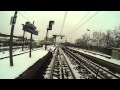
[0,11,120,43]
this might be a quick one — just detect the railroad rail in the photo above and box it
[62,46,120,79]
[66,47,120,74]
[43,46,76,79]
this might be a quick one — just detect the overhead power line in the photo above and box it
[24,11,34,21]
[21,11,46,35]
[18,12,30,21]
[60,11,68,35]
[67,11,101,37]
[24,11,46,35]
[66,11,91,36]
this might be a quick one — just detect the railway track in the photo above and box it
[42,45,120,79]
[43,46,76,79]
[43,46,95,79]
[62,46,120,79]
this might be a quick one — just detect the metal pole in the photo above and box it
[22,30,25,51]
[30,33,32,58]
[89,30,90,50]
[87,29,90,51]
[53,37,55,47]
[89,30,90,39]
[29,21,34,58]
[45,29,48,50]
[9,11,18,66]
[55,37,56,47]
[66,37,67,46]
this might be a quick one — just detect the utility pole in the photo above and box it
[65,37,67,46]
[54,36,57,47]
[53,35,57,47]
[87,29,90,50]
[30,21,34,58]
[22,28,25,51]
[9,11,18,66]
[45,29,48,50]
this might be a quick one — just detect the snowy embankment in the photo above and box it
[67,47,120,66]
[0,46,56,79]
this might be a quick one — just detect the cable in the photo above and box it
[60,11,68,35]
[67,11,101,37]
[24,11,34,21]
[21,11,46,35]
[25,11,46,35]
[35,23,46,35]
[18,12,30,22]
[66,11,91,36]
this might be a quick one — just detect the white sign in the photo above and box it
[10,16,17,25]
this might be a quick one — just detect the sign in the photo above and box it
[10,16,17,25]
[22,22,38,35]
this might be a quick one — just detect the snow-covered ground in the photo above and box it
[68,47,111,58]
[0,48,28,59]
[0,47,45,59]
[0,46,56,79]
[67,47,120,66]
[0,46,23,49]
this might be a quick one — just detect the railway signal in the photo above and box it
[45,20,55,50]
[10,15,17,25]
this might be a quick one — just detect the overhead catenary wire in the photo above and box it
[66,11,91,36]
[24,11,34,21]
[67,11,101,37]
[60,11,68,35]
[18,12,31,22]
[23,11,46,35]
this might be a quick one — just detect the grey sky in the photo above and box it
[0,11,120,43]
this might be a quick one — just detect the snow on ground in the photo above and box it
[0,48,42,59]
[0,46,23,49]
[0,45,55,59]
[68,47,111,58]
[0,46,56,79]
[0,49,48,79]
[67,47,120,66]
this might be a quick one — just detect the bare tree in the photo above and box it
[103,30,115,48]
[113,27,120,48]
[92,30,104,48]
[75,25,120,52]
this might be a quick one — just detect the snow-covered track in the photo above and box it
[62,46,120,79]
[43,46,76,79]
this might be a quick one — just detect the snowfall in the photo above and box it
[0,45,56,79]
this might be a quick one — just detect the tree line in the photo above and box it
[74,26,120,55]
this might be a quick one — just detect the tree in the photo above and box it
[92,31,104,47]
[113,27,120,48]
[103,30,115,48]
